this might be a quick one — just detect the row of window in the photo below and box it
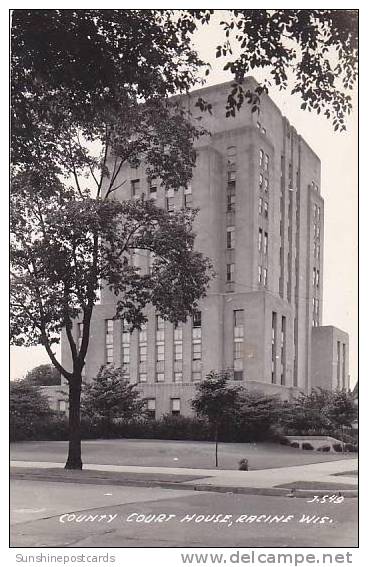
[106,313,202,383]
[145,397,181,419]
[131,178,193,210]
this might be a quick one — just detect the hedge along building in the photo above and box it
[59,79,349,419]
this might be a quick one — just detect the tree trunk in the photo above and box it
[215,425,219,468]
[65,375,83,470]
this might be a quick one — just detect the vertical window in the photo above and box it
[174,321,183,383]
[228,170,236,186]
[259,149,264,167]
[166,196,174,212]
[263,267,268,286]
[139,321,147,382]
[264,178,269,193]
[184,184,193,208]
[259,173,263,189]
[226,263,235,282]
[192,311,202,379]
[271,312,277,383]
[258,265,262,284]
[174,320,183,373]
[265,154,269,171]
[193,311,201,328]
[227,226,235,249]
[227,146,237,168]
[131,179,140,198]
[258,197,263,215]
[337,341,341,389]
[263,232,268,255]
[148,178,157,199]
[121,320,130,374]
[258,228,263,251]
[342,343,346,388]
[316,269,320,288]
[281,316,286,385]
[312,268,316,287]
[105,319,114,364]
[227,190,235,212]
[171,398,181,416]
[233,310,244,381]
[146,399,156,419]
[264,200,269,219]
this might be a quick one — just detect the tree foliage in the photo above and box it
[195,9,357,131]
[10,380,55,439]
[11,9,207,171]
[236,390,282,438]
[81,365,145,427]
[281,388,357,435]
[24,364,61,386]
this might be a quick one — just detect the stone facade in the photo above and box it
[60,79,349,418]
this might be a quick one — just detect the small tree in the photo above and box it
[281,388,358,436]
[324,390,357,444]
[24,364,61,386]
[10,380,55,440]
[191,370,242,467]
[81,365,145,431]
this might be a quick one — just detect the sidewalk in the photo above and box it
[11,458,358,497]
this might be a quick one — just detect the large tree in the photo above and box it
[11,10,215,470]
[11,179,212,469]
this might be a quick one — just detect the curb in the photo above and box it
[10,469,358,499]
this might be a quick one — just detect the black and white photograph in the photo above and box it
[9,6,359,560]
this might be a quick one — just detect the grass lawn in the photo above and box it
[10,438,356,471]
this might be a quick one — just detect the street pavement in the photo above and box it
[11,480,358,548]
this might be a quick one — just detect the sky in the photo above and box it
[9,10,358,386]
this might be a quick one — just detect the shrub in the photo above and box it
[333,443,343,452]
[279,436,291,446]
[317,445,331,452]
[302,442,314,450]
[10,381,57,441]
[290,442,300,449]
[344,442,358,453]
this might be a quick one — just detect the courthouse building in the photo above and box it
[59,79,349,418]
